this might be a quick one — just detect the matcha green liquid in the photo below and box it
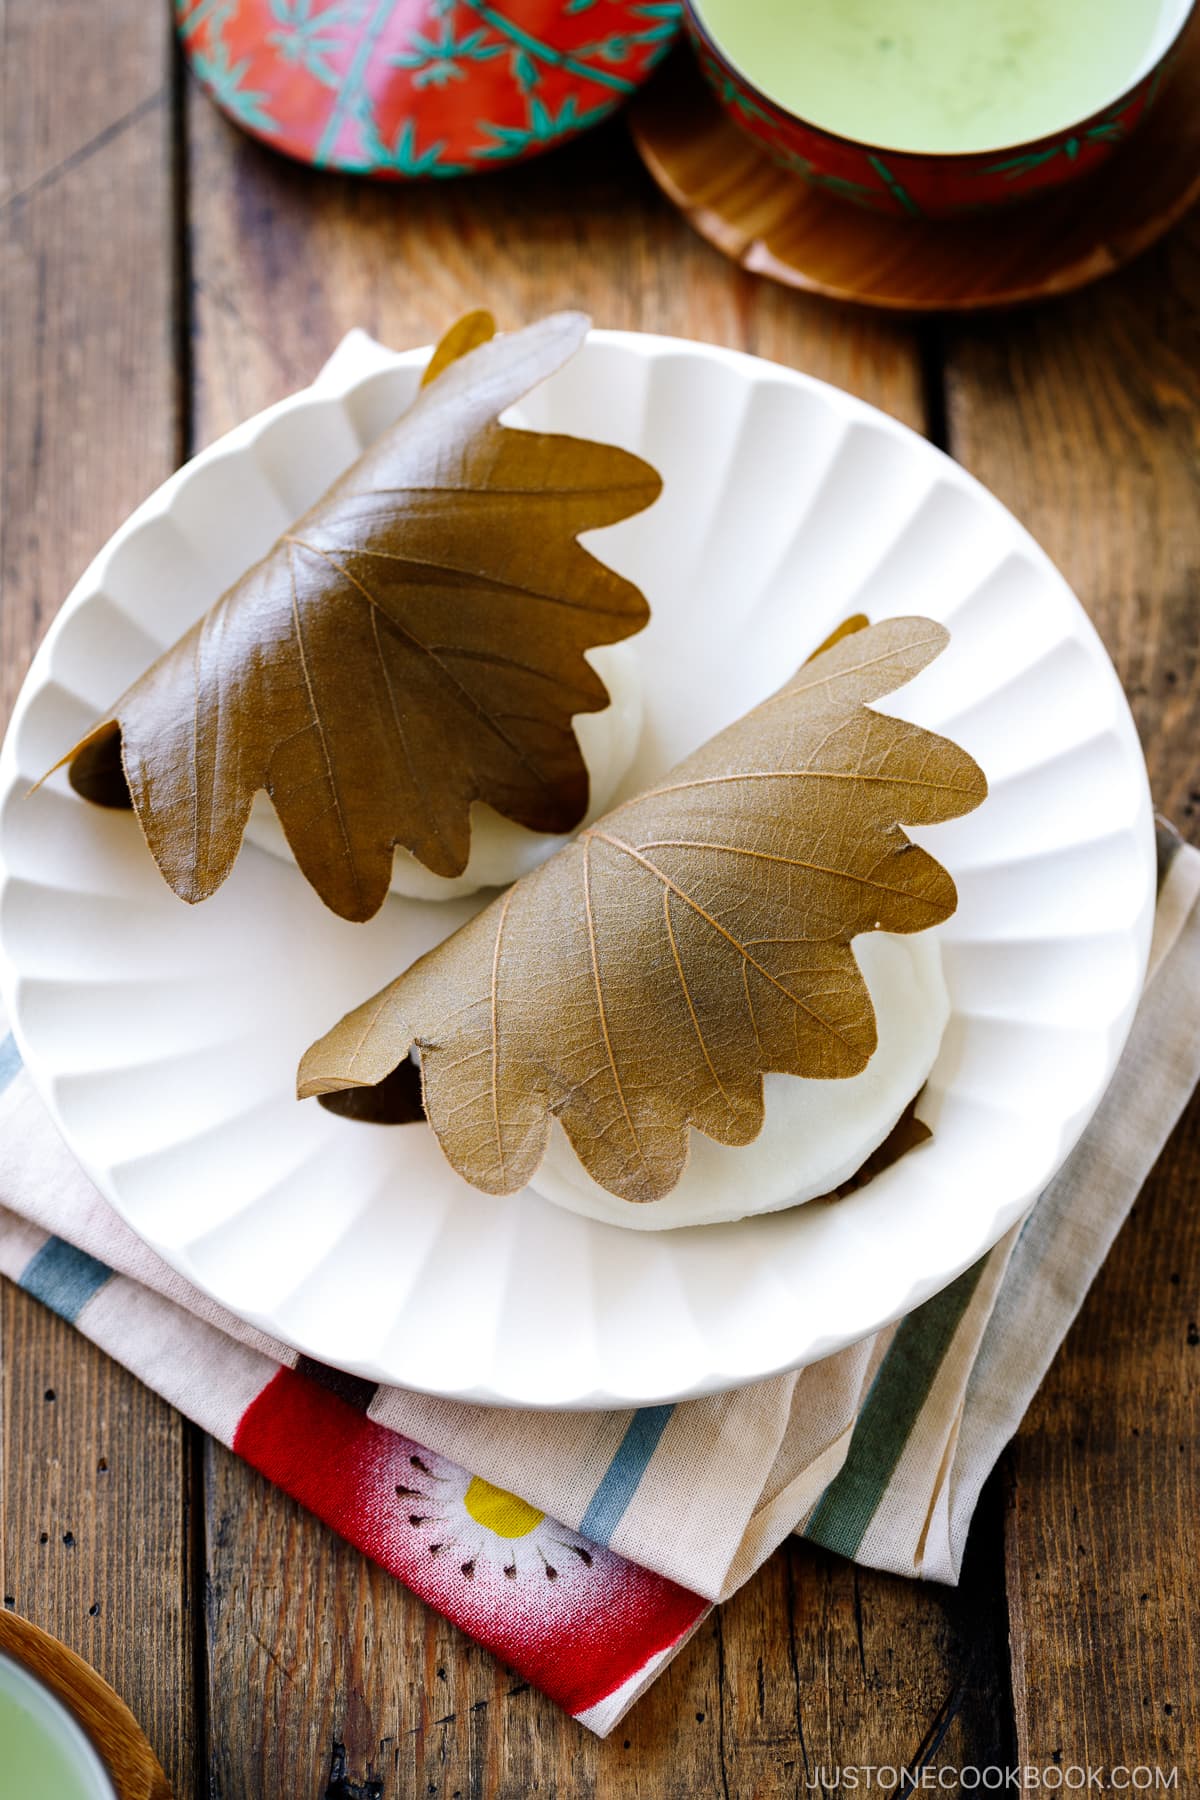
[0,1657,114,1800]
[696,0,1166,153]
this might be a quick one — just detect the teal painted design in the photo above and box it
[769,146,881,205]
[267,0,368,88]
[180,0,681,177]
[569,20,681,67]
[459,0,638,96]
[312,0,395,165]
[695,49,773,128]
[389,21,506,91]
[357,113,471,175]
[191,32,281,134]
[987,108,1128,179]
[695,42,922,215]
[1142,54,1172,114]
[865,153,921,216]
[474,92,612,159]
[177,0,234,40]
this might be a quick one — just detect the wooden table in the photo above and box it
[2,5,1197,1794]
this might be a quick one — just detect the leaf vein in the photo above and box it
[286,541,365,913]
[663,886,735,1112]
[588,831,860,1053]
[582,836,651,1180]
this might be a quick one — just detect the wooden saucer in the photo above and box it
[630,28,1200,312]
[0,1609,171,1799]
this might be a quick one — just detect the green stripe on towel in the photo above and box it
[804,1255,989,1559]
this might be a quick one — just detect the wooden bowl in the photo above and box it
[630,30,1200,312]
[0,1610,170,1800]
[683,0,1196,218]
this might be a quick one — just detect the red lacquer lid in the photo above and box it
[177,0,680,177]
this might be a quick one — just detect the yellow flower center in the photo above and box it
[462,1476,545,1539]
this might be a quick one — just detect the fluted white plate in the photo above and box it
[0,330,1155,1408]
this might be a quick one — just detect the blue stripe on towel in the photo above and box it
[580,1405,675,1546]
[20,1237,113,1323]
[0,1034,22,1094]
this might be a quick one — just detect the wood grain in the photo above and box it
[0,1607,171,1799]
[944,212,1200,1788]
[1005,1097,1200,1791]
[630,39,1200,314]
[944,214,1200,835]
[0,1290,198,1797]
[185,102,924,449]
[5,16,1194,1791]
[0,0,178,726]
[0,1,196,1794]
[202,1441,1013,1798]
[185,79,1016,1796]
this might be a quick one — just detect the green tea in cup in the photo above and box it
[0,1653,115,1799]
[693,0,1177,153]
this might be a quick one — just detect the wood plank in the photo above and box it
[186,108,925,445]
[187,88,1014,1794]
[944,215,1200,1790]
[0,1288,199,1797]
[1005,1095,1200,1794]
[0,2,197,1793]
[0,1477,174,1798]
[0,1,179,726]
[630,46,1200,316]
[943,218,1200,830]
[203,1442,1013,1798]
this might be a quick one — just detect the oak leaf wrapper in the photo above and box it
[299,617,986,1205]
[55,311,661,922]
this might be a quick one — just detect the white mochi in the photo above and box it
[527,930,949,1230]
[242,640,642,901]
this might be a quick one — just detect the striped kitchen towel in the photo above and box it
[1,826,1198,1735]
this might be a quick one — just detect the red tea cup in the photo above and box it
[684,0,1196,218]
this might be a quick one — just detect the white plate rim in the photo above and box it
[0,328,1157,1408]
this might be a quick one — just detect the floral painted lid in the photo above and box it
[176,0,680,177]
